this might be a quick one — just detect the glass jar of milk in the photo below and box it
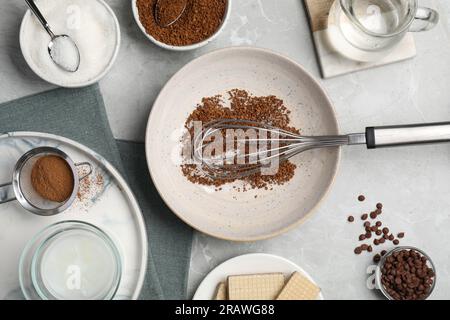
[19,221,122,300]
[327,0,439,61]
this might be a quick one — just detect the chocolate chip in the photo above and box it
[379,237,386,244]
[361,244,368,251]
[376,230,382,236]
[365,232,372,239]
[380,249,434,300]
[373,254,381,263]
[375,221,382,227]
[382,227,389,235]
[376,203,383,209]
[354,247,362,254]
[358,195,365,202]
[347,216,354,222]
[388,234,395,241]
[364,221,370,227]
[393,239,400,245]
[361,214,368,220]
[359,234,366,241]
[398,232,405,238]
[370,211,377,219]
[381,250,387,256]
[367,245,373,252]
[374,239,379,245]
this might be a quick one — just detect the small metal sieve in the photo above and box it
[0,147,92,216]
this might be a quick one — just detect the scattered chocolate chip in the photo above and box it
[376,230,382,236]
[363,221,370,227]
[375,221,382,227]
[382,227,389,235]
[358,195,365,202]
[379,237,386,244]
[397,232,405,238]
[373,254,381,263]
[376,203,383,209]
[393,239,400,245]
[388,234,395,241]
[381,250,387,256]
[367,245,373,253]
[348,216,354,222]
[365,232,372,239]
[361,214,368,220]
[370,211,377,219]
[374,239,380,245]
[354,247,362,255]
[361,244,368,251]
[359,234,366,241]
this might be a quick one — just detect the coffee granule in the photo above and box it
[136,0,226,46]
[31,156,74,202]
[181,89,299,189]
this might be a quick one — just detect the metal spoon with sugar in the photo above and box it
[25,0,80,72]
[154,0,188,27]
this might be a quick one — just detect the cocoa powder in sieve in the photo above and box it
[31,156,74,202]
[136,0,227,46]
[182,89,299,189]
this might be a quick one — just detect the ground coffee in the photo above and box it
[182,89,299,190]
[136,0,227,46]
[31,156,74,202]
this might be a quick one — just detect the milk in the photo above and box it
[328,0,404,61]
[39,229,119,300]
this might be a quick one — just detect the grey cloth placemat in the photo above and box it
[116,141,193,300]
[0,84,193,299]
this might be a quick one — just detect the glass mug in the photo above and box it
[328,0,439,61]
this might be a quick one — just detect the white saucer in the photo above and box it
[193,253,324,300]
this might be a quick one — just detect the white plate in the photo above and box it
[0,132,147,300]
[145,47,340,241]
[193,253,324,300]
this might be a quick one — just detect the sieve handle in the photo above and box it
[75,162,93,180]
[0,182,16,204]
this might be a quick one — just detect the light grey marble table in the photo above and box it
[1,0,450,300]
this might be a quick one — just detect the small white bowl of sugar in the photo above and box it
[20,0,120,88]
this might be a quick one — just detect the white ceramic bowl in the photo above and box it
[145,47,340,241]
[20,0,121,88]
[131,0,231,51]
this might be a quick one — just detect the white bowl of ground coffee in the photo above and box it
[132,0,231,51]
[20,0,120,88]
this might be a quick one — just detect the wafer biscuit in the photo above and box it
[214,282,227,300]
[276,272,320,300]
[227,273,285,300]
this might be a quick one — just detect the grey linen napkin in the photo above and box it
[0,84,193,300]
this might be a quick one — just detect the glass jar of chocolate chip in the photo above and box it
[375,247,436,300]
